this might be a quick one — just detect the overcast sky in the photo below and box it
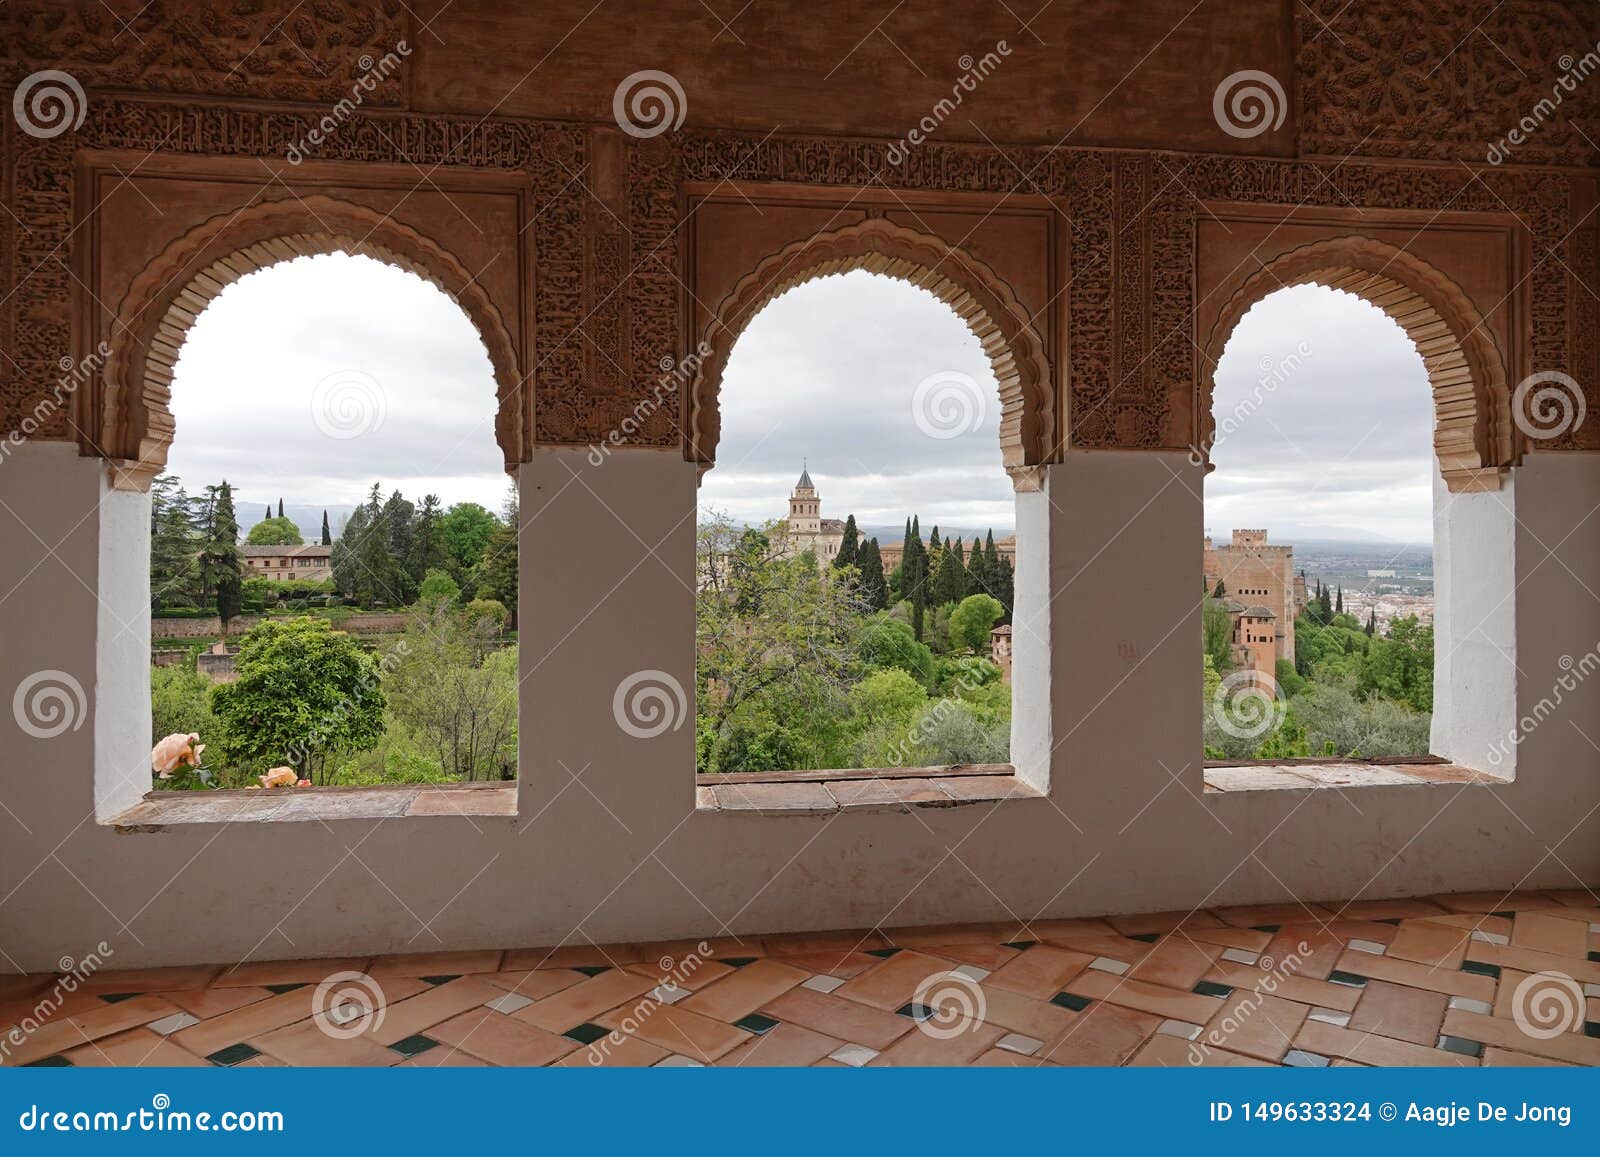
[168,257,1435,543]
[1208,283,1434,544]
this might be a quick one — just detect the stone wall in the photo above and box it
[149,613,415,640]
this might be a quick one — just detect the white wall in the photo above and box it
[1,444,1597,970]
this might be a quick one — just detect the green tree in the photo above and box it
[382,490,418,604]
[418,568,461,605]
[1203,597,1234,672]
[1358,615,1433,712]
[967,535,991,599]
[330,502,368,600]
[198,482,242,629]
[408,494,448,586]
[385,606,517,781]
[933,538,966,607]
[948,593,1004,653]
[833,514,859,572]
[149,475,199,610]
[856,614,935,686]
[210,618,386,783]
[246,515,303,546]
[320,510,332,546]
[695,514,860,772]
[355,483,405,606]
[855,538,888,612]
[902,516,928,640]
[440,502,499,590]
[473,485,519,623]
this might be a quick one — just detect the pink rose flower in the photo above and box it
[151,733,202,779]
[259,766,298,788]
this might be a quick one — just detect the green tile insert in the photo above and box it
[563,1022,610,1045]
[1050,992,1092,1012]
[733,1013,780,1034]
[388,1034,439,1058]
[206,1043,262,1066]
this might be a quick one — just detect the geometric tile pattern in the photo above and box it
[3,889,1596,1068]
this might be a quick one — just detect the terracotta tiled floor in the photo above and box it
[4,889,1598,1068]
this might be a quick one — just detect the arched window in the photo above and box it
[151,252,517,791]
[1203,282,1441,765]
[696,269,1023,779]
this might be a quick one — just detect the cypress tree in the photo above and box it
[263,505,272,523]
[1365,608,1377,636]
[903,516,928,639]
[321,510,332,546]
[992,543,1014,622]
[932,535,963,606]
[1213,579,1226,598]
[211,482,242,631]
[857,538,887,612]
[1335,585,1344,616]
[277,498,284,518]
[833,514,859,571]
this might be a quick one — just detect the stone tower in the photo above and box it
[789,464,822,536]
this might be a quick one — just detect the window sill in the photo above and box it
[1202,758,1505,793]
[695,764,1040,815]
[109,782,517,830]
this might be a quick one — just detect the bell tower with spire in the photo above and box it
[789,462,822,536]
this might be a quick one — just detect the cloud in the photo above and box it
[166,259,1437,544]
[166,252,503,512]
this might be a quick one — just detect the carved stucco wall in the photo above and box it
[1,0,1597,465]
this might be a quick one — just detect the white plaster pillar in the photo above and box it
[1431,469,1519,775]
